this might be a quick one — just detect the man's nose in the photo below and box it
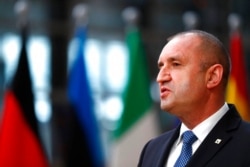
[156,68,171,83]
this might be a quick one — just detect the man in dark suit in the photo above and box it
[138,30,250,167]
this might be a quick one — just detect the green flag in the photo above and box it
[114,27,152,139]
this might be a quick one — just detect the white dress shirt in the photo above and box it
[166,103,229,167]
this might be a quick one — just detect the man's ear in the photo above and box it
[206,64,223,89]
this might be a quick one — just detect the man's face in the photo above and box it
[156,35,207,116]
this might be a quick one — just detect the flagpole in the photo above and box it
[182,11,199,30]
[122,6,140,31]
[0,1,50,166]
[70,3,106,167]
[109,7,142,167]
[72,3,89,29]
[228,13,241,33]
[14,0,29,30]
[109,6,157,167]
[15,0,53,164]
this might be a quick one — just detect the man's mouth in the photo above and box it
[160,86,170,98]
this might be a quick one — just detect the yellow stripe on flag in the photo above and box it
[226,77,250,120]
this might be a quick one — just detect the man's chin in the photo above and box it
[160,102,173,112]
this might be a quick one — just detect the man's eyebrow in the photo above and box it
[167,54,183,61]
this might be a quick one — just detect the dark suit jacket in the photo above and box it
[138,104,250,167]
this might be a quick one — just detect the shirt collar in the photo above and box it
[175,103,229,146]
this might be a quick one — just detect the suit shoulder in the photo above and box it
[239,120,250,134]
[147,128,177,147]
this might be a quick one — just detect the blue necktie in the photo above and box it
[174,131,197,167]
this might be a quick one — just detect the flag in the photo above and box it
[0,27,49,166]
[226,30,250,121]
[67,26,105,167]
[109,27,158,167]
[114,27,153,138]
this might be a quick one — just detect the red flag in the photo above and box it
[0,28,49,167]
[226,30,250,121]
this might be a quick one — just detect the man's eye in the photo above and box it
[173,62,180,66]
[158,63,164,69]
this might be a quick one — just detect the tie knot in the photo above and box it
[182,131,197,145]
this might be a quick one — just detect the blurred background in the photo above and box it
[0,0,249,167]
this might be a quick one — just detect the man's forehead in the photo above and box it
[158,34,201,62]
[158,45,186,62]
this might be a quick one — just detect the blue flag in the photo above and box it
[68,27,104,167]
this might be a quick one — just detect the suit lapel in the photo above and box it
[156,125,181,167]
[186,104,241,167]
